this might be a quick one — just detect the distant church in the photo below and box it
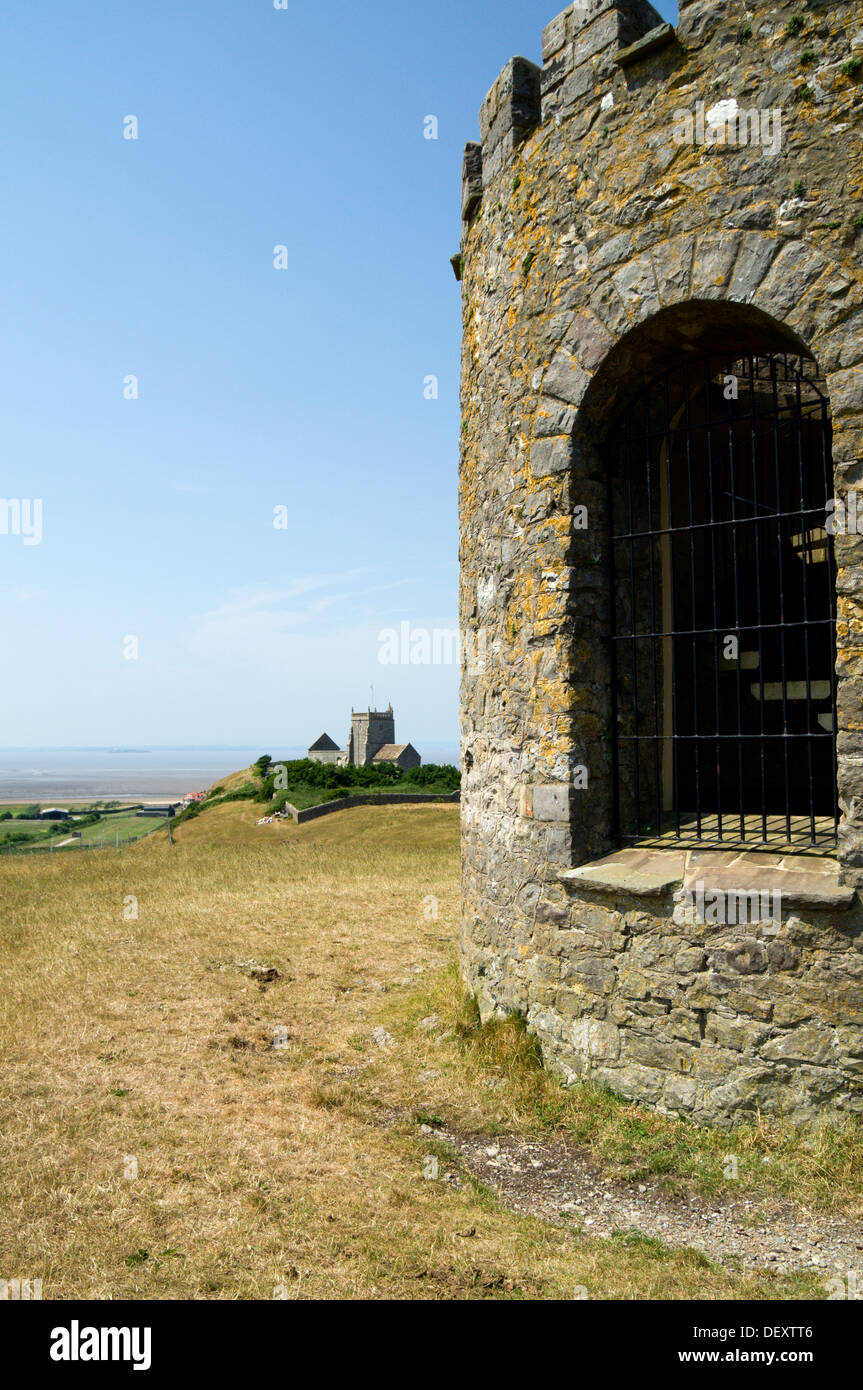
[308,705,421,771]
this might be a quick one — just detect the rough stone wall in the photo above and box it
[458,0,863,1123]
[285,790,460,825]
[507,869,863,1125]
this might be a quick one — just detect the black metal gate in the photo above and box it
[608,352,838,850]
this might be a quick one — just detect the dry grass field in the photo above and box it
[1,795,860,1300]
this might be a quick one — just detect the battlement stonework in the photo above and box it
[458,0,863,1125]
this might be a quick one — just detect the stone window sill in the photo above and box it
[558,848,856,910]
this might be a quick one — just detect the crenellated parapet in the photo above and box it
[462,1,671,215]
[541,0,667,87]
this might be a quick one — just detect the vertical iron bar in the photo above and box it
[770,356,792,843]
[663,371,681,840]
[748,355,768,843]
[704,355,723,840]
[819,395,839,846]
[625,403,641,840]
[608,441,621,844]
[726,354,745,841]
[683,360,702,838]
[644,388,662,837]
[794,369,816,845]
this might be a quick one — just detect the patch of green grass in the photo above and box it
[786,15,804,37]
[611,1228,683,1258]
[521,251,535,278]
[388,965,863,1217]
[842,56,862,78]
[799,50,816,67]
[77,812,162,847]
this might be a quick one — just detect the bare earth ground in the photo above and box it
[0,798,861,1300]
[430,1130,863,1278]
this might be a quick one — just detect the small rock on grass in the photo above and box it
[370,1026,396,1049]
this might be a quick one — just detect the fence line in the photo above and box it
[0,833,147,858]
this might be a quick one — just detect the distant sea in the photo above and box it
[0,745,461,804]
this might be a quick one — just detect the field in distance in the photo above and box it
[0,803,164,854]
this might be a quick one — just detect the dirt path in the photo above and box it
[432,1127,863,1279]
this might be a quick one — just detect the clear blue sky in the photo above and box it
[0,0,676,751]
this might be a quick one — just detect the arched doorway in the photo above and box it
[608,351,838,851]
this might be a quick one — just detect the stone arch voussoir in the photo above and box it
[527,231,863,482]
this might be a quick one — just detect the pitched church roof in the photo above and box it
[372,743,415,762]
[308,732,340,752]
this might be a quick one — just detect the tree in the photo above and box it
[253,755,272,779]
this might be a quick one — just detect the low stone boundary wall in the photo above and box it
[286,791,460,825]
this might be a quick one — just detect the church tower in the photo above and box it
[346,705,395,766]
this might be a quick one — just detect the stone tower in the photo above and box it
[346,706,395,766]
[458,0,863,1125]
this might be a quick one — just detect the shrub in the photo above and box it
[219,783,259,803]
[0,829,40,847]
[403,763,461,791]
